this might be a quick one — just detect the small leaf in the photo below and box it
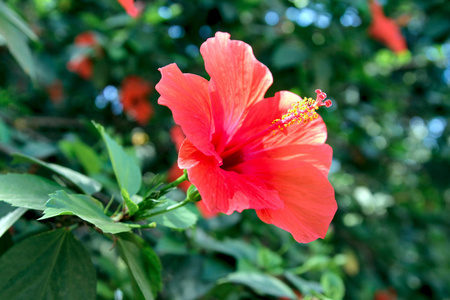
[122,188,139,216]
[0,173,69,211]
[149,199,197,229]
[93,122,142,197]
[320,272,345,300]
[13,153,102,195]
[0,229,96,300]
[117,233,162,300]
[0,202,27,238]
[220,272,296,299]
[40,190,131,234]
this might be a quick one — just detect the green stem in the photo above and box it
[160,172,188,193]
[126,222,157,229]
[145,197,191,218]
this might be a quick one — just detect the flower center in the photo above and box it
[219,89,331,170]
[269,89,332,134]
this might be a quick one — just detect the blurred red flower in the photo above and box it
[167,125,218,219]
[66,56,93,80]
[74,32,98,47]
[46,80,64,104]
[374,288,397,300]
[67,32,99,80]
[368,1,407,53]
[156,32,336,243]
[117,0,140,18]
[120,76,154,125]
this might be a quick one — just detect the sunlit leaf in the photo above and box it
[40,190,131,234]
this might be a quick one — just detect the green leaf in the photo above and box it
[320,272,345,300]
[59,139,102,175]
[284,271,323,295]
[0,202,26,238]
[13,153,102,195]
[149,199,197,229]
[117,233,162,300]
[0,173,69,211]
[220,272,296,299]
[195,231,257,261]
[0,10,36,81]
[122,188,139,216]
[257,247,283,273]
[0,1,38,41]
[40,190,131,234]
[93,122,141,197]
[0,229,96,300]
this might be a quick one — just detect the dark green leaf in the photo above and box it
[0,230,13,256]
[0,229,96,300]
[40,190,131,234]
[220,272,296,299]
[93,122,141,197]
[117,233,162,300]
[0,173,68,211]
[13,153,102,195]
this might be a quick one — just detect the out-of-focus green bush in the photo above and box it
[0,0,449,299]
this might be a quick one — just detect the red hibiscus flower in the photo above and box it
[67,32,99,80]
[117,0,140,18]
[67,56,93,80]
[374,288,397,300]
[167,125,218,219]
[156,32,336,243]
[120,76,154,125]
[46,80,64,104]
[74,31,98,47]
[368,1,408,53]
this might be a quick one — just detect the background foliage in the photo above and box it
[0,0,449,299]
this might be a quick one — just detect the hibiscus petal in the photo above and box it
[196,200,218,219]
[200,32,273,150]
[156,63,221,163]
[251,144,333,177]
[234,158,336,243]
[117,0,140,18]
[179,139,283,214]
